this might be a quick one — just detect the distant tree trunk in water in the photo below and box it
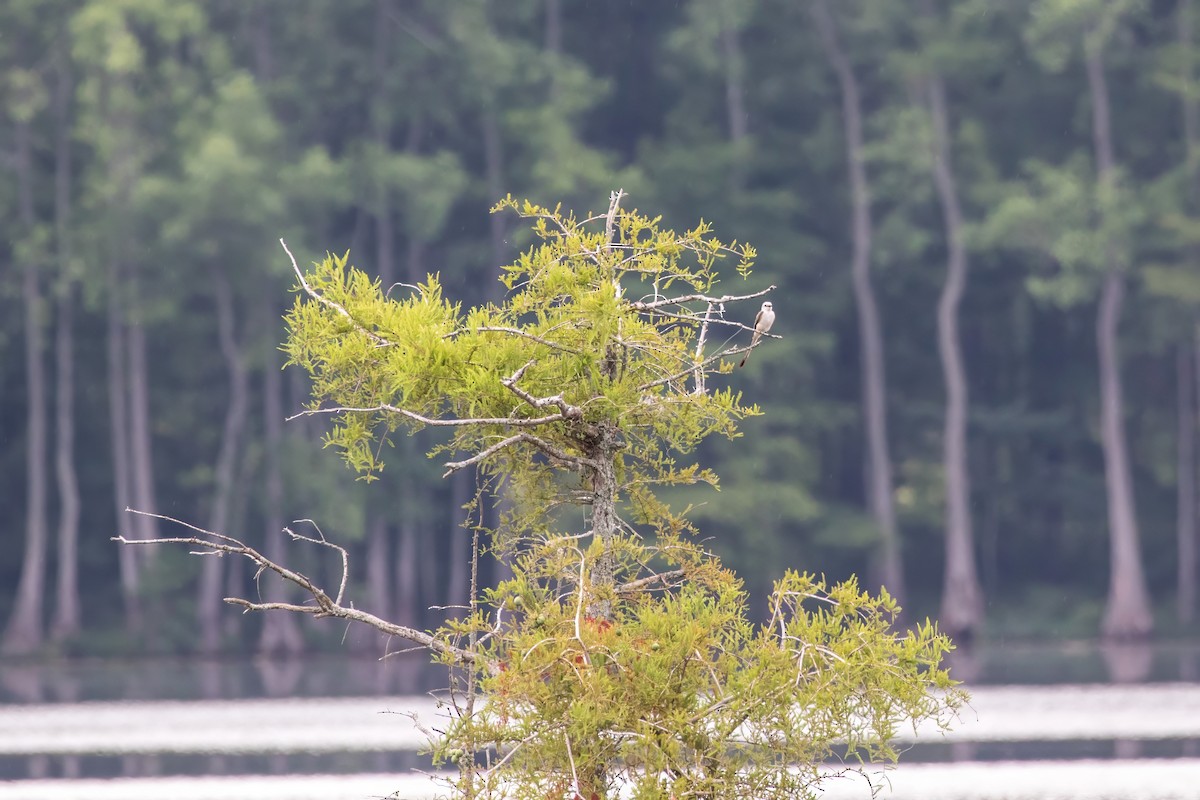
[1085,38,1153,639]
[4,121,49,656]
[365,20,398,637]
[810,0,906,605]
[126,292,160,555]
[52,50,82,640]
[395,470,422,629]
[1179,342,1198,625]
[918,23,984,638]
[258,294,305,656]
[107,261,141,631]
[1178,0,1200,628]
[446,471,472,611]
[199,269,249,653]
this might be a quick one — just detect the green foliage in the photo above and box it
[285,198,759,536]
[980,155,1143,306]
[439,566,959,800]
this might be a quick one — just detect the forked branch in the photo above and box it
[115,509,498,675]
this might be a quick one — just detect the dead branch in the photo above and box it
[116,509,498,675]
[616,569,687,596]
[627,284,776,313]
[501,360,583,420]
[443,432,597,477]
[287,402,567,429]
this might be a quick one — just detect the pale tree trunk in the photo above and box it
[198,269,249,653]
[1085,37,1153,639]
[4,121,50,655]
[1178,0,1200,627]
[363,2,397,628]
[102,74,142,632]
[126,297,159,552]
[810,0,906,604]
[394,483,421,629]
[918,12,984,637]
[446,471,473,611]
[52,48,82,640]
[258,295,305,655]
[1179,343,1197,624]
[107,262,140,630]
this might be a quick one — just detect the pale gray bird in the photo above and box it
[739,301,775,368]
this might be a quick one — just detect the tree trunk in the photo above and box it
[1084,37,1153,639]
[447,471,473,611]
[107,260,140,631]
[810,0,906,604]
[1179,0,1200,628]
[395,501,421,629]
[51,48,82,642]
[198,269,249,653]
[126,307,160,552]
[918,18,984,637]
[1179,343,1197,624]
[3,121,49,656]
[258,294,305,656]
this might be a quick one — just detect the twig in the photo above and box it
[285,519,349,606]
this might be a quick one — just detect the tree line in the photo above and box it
[1,0,1197,657]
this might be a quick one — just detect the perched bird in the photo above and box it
[739,301,775,368]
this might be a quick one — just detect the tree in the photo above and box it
[915,0,985,639]
[123,195,961,798]
[1030,0,1153,639]
[810,0,907,607]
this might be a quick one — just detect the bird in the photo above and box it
[739,301,775,368]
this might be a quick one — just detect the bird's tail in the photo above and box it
[739,351,750,368]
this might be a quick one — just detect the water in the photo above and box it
[2,643,1199,799]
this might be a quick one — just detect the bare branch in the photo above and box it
[287,402,566,429]
[616,569,687,596]
[285,519,349,606]
[638,341,760,392]
[627,284,776,312]
[280,238,394,348]
[116,510,497,674]
[604,189,625,249]
[501,361,583,420]
[443,432,596,477]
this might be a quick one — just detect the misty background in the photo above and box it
[1,0,1197,661]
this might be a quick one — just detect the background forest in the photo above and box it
[2,0,1199,658]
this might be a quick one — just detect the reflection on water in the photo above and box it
[0,651,445,704]
[943,640,1200,686]
[4,642,1199,705]
[3,642,1200,799]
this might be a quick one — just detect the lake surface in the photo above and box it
[3,642,1199,799]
